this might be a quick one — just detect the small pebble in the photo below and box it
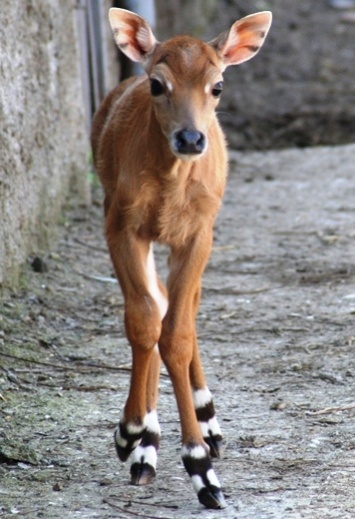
[31,257,48,273]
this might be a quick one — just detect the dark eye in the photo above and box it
[150,78,164,97]
[212,81,223,98]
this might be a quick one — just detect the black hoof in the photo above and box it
[204,435,223,458]
[198,487,227,509]
[182,442,226,510]
[129,420,159,484]
[130,461,156,485]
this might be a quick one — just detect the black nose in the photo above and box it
[173,129,206,155]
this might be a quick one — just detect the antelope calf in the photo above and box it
[91,8,272,509]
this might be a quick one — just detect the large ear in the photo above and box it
[210,11,272,69]
[108,8,158,64]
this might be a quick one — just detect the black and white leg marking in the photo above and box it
[114,418,145,462]
[130,410,161,485]
[193,387,223,458]
[182,443,226,509]
[114,410,161,485]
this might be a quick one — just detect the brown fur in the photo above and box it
[91,34,227,434]
[90,7,272,507]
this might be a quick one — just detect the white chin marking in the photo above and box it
[193,387,212,409]
[144,410,161,435]
[131,445,158,469]
[172,151,205,162]
[181,444,207,460]
[199,416,222,438]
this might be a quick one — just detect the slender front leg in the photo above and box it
[106,220,163,484]
[159,234,226,509]
[130,346,162,484]
[129,247,168,483]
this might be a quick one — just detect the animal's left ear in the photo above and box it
[210,11,272,70]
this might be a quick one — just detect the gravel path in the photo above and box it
[1,145,355,518]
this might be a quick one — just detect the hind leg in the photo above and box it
[158,241,226,509]
[189,287,223,458]
[189,334,223,458]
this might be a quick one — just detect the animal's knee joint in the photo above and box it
[125,297,162,348]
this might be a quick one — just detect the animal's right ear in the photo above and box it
[109,8,158,64]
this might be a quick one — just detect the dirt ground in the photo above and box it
[1,143,355,518]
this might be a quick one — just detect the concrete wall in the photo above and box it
[155,0,218,40]
[0,0,90,287]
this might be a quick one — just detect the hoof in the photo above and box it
[130,443,158,485]
[182,443,226,510]
[115,411,160,486]
[204,435,223,458]
[130,461,156,485]
[198,486,227,509]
